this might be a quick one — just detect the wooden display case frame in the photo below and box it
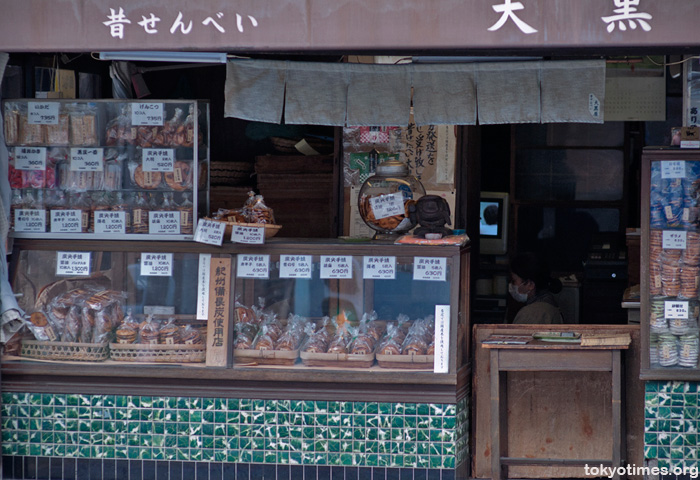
[3,238,471,404]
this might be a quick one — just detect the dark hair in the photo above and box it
[483,204,499,225]
[510,252,563,294]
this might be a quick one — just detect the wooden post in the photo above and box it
[206,257,231,366]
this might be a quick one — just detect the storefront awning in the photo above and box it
[224,59,605,126]
[0,1,697,53]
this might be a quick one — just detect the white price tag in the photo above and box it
[662,230,687,250]
[363,256,396,279]
[141,253,173,276]
[149,211,181,235]
[413,257,447,282]
[196,254,212,320]
[14,147,46,170]
[70,148,103,172]
[665,300,690,319]
[131,102,164,126]
[142,149,175,172]
[237,254,270,278]
[194,219,226,246]
[661,160,686,179]
[369,192,405,220]
[50,210,82,233]
[28,102,59,124]
[320,255,353,279]
[56,251,91,276]
[14,209,46,232]
[231,225,265,244]
[280,255,313,279]
[94,211,126,234]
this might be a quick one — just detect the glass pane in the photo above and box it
[514,123,625,147]
[515,149,624,201]
[516,206,620,272]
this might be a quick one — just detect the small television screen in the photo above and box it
[479,192,509,255]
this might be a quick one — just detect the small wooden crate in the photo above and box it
[300,350,375,368]
[375,353,434,369]
[234,348,299,366]
[109,343,206,363]
[21,340,109,362]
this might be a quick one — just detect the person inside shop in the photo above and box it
[507,252,564,324]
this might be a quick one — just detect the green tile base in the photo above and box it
[645,381,700,470]
[2,392,469,470]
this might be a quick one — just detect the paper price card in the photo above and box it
[14,147,46,170]
[433,305,450,373]
[14,209,46,232]
[56,252,91,276]
[237,254,270,279]
[662,230,687,250]
[413,257,447,282]
[70,148,103,172]
[143,149,175,172]
[194,219,226,246]
[363,256,396,279]
[196,254,212,320]
[369,192,405,219]
[280,255,313,279]
[51,210,82,233]
[320,255,353,279]
[149,211,180,235]
[141,253,173,277]
[131,102,164,126]
[231,225,265,244]
[665,300,690,319]
[28,102,59,124]
[661,160,685,179]
[94,211,126,234]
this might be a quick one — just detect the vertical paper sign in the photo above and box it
[413,257,447,281]
[56,252,91,276]
[320,256,353,279]
[433,305,450,373]
[363,256,396,279]
[280,255,313,279]
[197,254,212,320]
[206,257,231,366]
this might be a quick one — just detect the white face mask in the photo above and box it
[509,282,529,303]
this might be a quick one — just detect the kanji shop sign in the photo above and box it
[0,0,696,52]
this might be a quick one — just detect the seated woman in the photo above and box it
[508,252,563,324]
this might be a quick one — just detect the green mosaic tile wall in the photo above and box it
[645,381,700,469]
[1,393,469,470]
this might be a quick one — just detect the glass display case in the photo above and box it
[642,148,700,379]
[5,239,470,384]
[3,99,209,240]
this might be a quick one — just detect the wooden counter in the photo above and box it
[472,324,643,479]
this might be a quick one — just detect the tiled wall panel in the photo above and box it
[1,392,469,479]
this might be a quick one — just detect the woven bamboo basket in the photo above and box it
[109,342,206,363]
[21,340,110,362]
